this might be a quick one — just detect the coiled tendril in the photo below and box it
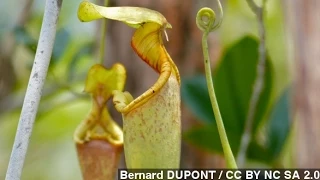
[196,0,223,33]
[195,0,237,169]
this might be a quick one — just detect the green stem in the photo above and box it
[202,32,237,169]
[196,3,237,169]
[99,0,109,64]
[99,19,106,64]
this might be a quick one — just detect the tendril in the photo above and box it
[196,8,215,32]
[196,0,223,33]
[195,0,237,169]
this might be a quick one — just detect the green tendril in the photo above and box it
[196,8,216,32]
[196,1,237,169]
[196,0,223,34]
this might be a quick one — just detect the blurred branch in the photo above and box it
[5,0,63,179]
[17,0,34,26]
[246,0,259,14]
[0,0,34,100]
[237,0,267,167]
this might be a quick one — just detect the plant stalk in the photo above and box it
[196,1,237,169]
[202,32,237,169]
[237,0,267,167]
[5,0,63,179]
[99,0,109,64]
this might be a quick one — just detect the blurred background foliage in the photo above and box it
[0,0,290,179]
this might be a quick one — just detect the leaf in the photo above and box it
[183,125,239,154]
[246,141,272,163]
[77,1,171,29]
[214,36,272,137]
[265,87,291,159]
[247,87,291,164]
[182,36,273,155]
[13,26,37,53]
[67,41,94,81]
[181,76,214,124]
[52,28,70,62]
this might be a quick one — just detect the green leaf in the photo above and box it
[247,87,291,165]
[247,141,272,163]
[265,87,291,159]
[214,36,272,137]
[183,125,239,154]
[67,42,94,81]
[13,26,37,53]
[52,28,70,62]
[182,36,273,155]
[181,76,214,124]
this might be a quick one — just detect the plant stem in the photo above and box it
[196,1,237,169]
[201,32,237,169]
[99,0,109,64]
[99,19,107,63]
[5,0,63,179]
[237,0,267,167]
